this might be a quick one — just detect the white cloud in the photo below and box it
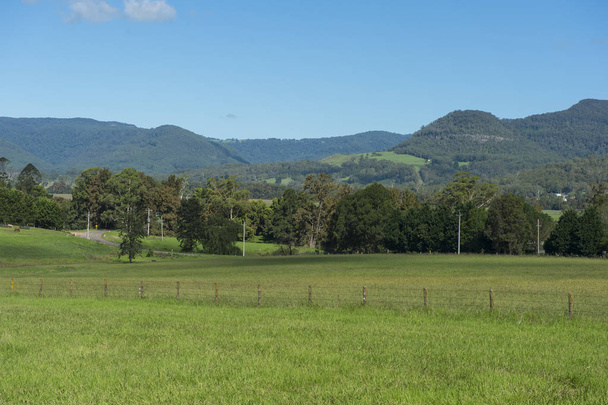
[67,0,120,23]
[124,0,176,22]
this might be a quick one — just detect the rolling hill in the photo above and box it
[391,99,608,178]
[0,118,248,174]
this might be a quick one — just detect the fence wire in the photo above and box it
[2,278,606,320]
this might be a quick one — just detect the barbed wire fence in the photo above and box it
[2,278,606,320]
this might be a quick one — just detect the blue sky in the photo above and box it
[2,0,607,139]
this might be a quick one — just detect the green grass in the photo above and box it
[0,227,116,267]
[1,296,607,403]
[543,210,563,220]
[321,151,428,168]
[3,229,608,403]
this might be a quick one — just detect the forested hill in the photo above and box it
[390,99,608,178]
[216,131,409,164]
[0,118,248,174]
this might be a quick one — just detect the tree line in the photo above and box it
[1,159,607,259]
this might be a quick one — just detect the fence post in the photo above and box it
[104,279,108,297]
[176,281,180,300]
[489,289,494,313]
[308,285,312,305]
[70,279,74,297]
[363,286,367,305]
[423,288,428,307]
[39,279,43,297]
[568,293,574,319]
[258,284,262,307]
[140,281,144,299]
[11,278,14,294]
[215,282,219,304]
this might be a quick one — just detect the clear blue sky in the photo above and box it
[2,0,607,139]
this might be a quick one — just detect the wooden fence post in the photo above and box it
[568,293,574,319]
[70,279,74,297]
[176,281,180,300]
[39,279,43,297]
[215,283,219,304]
[258,284,262,306]
[104,279,108,297]
[423,288,428,307]
[489,289,494,313]
[363,286,367,305]
[308,285,312,305]
[11,278,14,294]
[140,281,144,299]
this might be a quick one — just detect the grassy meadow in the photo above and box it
[321,151,428,169]
[2,227,608,403]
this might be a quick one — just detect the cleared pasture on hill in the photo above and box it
[1,296,607,404]
[321,151,428,169]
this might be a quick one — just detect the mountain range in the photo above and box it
[0,99,606,186]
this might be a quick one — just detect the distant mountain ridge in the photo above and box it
[216,131,409,164]
[390,99,608,178]
[0,118,247,174]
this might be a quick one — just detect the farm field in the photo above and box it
[1,296,607,403]
[321,151,428,169]
[2,228,608,403]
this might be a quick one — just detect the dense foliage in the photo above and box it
[391,99,608,180]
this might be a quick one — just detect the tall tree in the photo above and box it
[16,163,42,195]
[327,183,396,253]
[0,157,11,188]
[268,188,308,254]
[485,194,532,254]
[544,209,580,256]
[117,206,145,263]
[433,171,498,209]
[296,173,340,249]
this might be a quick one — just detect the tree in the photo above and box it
[35,198,63,230]
[433,171,498,209]
[16,163,42,195]
[201,215,240,255]
[0,157,11,188]
[576,208,605,256]
[296,173,339,249]
[544,209,579,256]
[485,194,532,254]
[117,206,145,263]
[175,197,205,252]
[268,188,308,254]
[327,183,396,253]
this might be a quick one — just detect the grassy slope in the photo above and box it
[1,297,606,403]
[321,151,427,168]
[0,227,116,267]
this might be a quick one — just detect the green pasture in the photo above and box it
[0,227,115,267]
[2,228,608,403]
[1,296,607,403]
[321,151,428,168]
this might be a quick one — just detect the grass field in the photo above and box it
[1,296,607,403]
[2,228,608,403]
[321,151,428,169]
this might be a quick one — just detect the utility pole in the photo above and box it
[537,218,540,255]
[457,211,461,255]
[147,208,151,236]
[87,211,90,240]
[160,215,164,241]
[242,220,246,257]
